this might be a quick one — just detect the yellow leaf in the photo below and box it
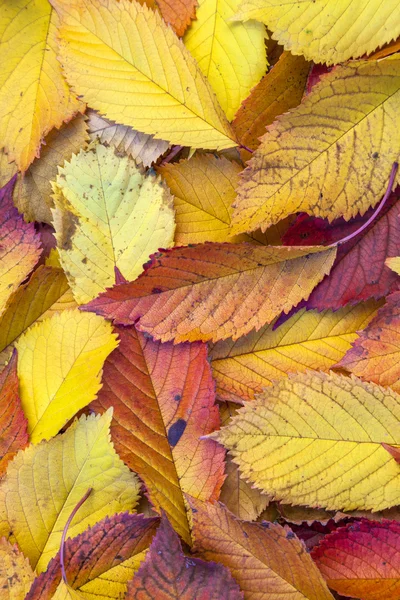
[233,0,400,65]
[0,1,84,171]
[0,410,140,573]
[211,371,400,512]
[87,110,169,168]
[52,581,87,600]
[158,153,268,244]
[53,0,236,150]
[0,538,35,600]
[13,114,89,224]
[233,58,400,233]
[210,300,380,402]
[183,0,267,120]
[15,308,118,443]
[386,257,400,275]
[52,143,176,304]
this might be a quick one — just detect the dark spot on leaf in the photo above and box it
[59,211,79,251]
[167,419,187,447]
[174,394,181,402]
[82,257,87,264]
[372,152,379,159]
[152,287,163,294]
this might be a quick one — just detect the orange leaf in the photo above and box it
[126,515,244,599]
[90,326,225,543]
[156,0,197,36]
[84,243,336,343]
[189,499,334,599]
[0,351,28,477]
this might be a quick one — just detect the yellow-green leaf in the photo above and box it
[15,308,118,443]
[210,300,380,403]
[52,582,87,600]
[233,58,400,233]
[211,371,400,512]
[386,257,400,275]
[0,410,140,573]
[183,0,267,120]
[0,0,84,171]
[233,0,400,65]
[0,538,35,600]
[52,143,175,304]
[53,0,236,150]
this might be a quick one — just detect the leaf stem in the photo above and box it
[328,162,398,247]
[60,487,92,584]
[239,143,253,154]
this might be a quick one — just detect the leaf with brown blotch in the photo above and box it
[126,514,244,600]
[26,512,159,600]
[0,352,28,477]
[232,52,310,161]
[90,326,225,544]
[83,243,336,343]
[284,191,400,310]
[338,291,400,393]
[0,538,35,600]
[156,0,197,37]
[189,498,334,599]
[0,177,41,318]
[312,519,400,600]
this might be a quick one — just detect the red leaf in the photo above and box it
[126,515,244,599]
[283,191,400,309]
[312,519,400,600]
[0,350,28,476]
[26,512,159,600]
[382,443,400,464]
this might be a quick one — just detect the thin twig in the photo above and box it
[160,145,183,165]
[60,488,92,584]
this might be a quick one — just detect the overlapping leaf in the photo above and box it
[126,515,244,599]
[232,0,400,65]
[210,301,379,403]
[284,192,400,309]
[16,309,118,443]
[387,256,400,274]
[183,0,266,120]
[338,292,400,393]
[90,326,225,543]
[189,499,334,599]
[52,0,236,150]
[312,519,400,600]
[233,58,400,234]
[0,353,28,477]
[87,110,169,168]
[210,371,400,512]
[157,0,198,36]
[0,538,35,600]
[52,143,175,304]
[0,411,140,573]
[0,0,84,171]
[26,513,159,600]
[0,177,41,318]
[232,52,310,160]
[84,243,336,343]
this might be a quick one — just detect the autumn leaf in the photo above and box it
[233,58,400,234]
[83,243,336,343]
[183,0,266,120]
[52,143,175,304]
[26,513,159,600]
[51,582,87,600]
[210,371,400,512]
[0,352,28,477]
[90,325,225,544]
[156,0,197,37]
[126,514,244,599]
[284,191,400,309]
[312,519,400,600]
[13,114,89,224]
[0,411,140,573]
[338,291,400,393]
[232,52,310,160]
[219,402,269,520]
[0,538,35,600]
[51,0,236,150]
[189,499,334,599]
[210,301,379,403]
[0,0,84,171]
[0,177,41,318]
[232,0,400,65]
[87,110,169,168]
[386,256,400,274]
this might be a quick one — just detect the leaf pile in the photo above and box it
[1,0,400,598]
